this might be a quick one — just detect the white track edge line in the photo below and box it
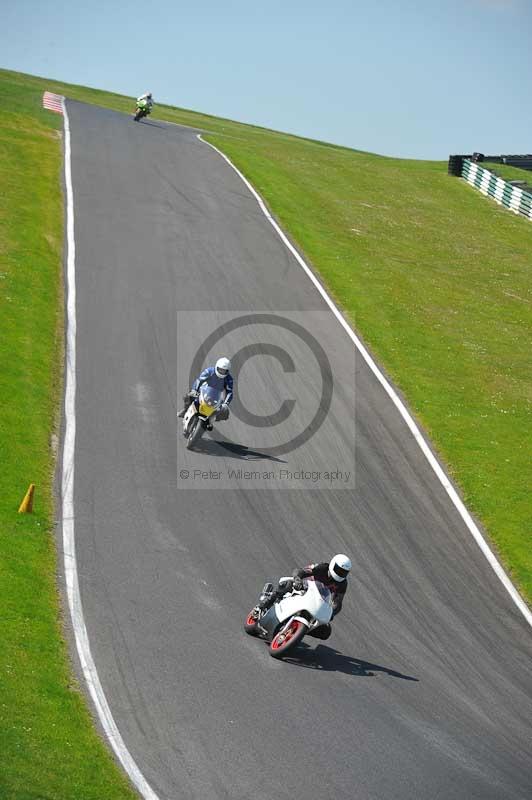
[197,133,532,629]
[61,99,161,800]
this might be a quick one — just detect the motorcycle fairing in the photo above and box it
[182,384,221,433]
[199,384,222,416]
[257,579,333,640]
[198,399,217,417]
[275,580,333,626]
[256,605,281,638]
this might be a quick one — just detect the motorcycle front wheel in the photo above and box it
[269,618,306,659]
[186,417,204,450]
[244,610,259,636]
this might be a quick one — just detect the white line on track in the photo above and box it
[197,133,532,630]
[60,99,160,800]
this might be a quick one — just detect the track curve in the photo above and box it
[62,100,532,800]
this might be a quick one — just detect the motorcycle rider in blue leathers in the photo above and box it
[177,357,234,426]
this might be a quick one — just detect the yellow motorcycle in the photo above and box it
[182,385,223,450]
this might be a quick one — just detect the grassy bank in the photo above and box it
[0,62,530,794]
[482,162,532,185]
[0,74,136,798]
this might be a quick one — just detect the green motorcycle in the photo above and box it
[134,99,151,122]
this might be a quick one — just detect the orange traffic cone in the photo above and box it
[18,484,35,513]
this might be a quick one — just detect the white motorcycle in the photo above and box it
[182,384,226,450]
[244,578,334,659]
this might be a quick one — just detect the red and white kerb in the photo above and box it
[42,91,64,115]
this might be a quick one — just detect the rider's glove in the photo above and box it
[293,577,304,592]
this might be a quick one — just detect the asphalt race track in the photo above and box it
[61,100,532,799]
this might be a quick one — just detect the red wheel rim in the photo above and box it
[271,620,301,649]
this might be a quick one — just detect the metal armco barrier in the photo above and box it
[460,159,532,221]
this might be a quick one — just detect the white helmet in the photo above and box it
[328,554,351,582]
[215,356,231,379]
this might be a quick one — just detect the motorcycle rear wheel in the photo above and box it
[186,417,204,450]
[269,618,306,659]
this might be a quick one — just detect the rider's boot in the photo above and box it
[307,623,332,640]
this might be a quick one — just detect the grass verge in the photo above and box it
[0,74,137,799]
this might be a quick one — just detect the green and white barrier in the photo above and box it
[461,159,532,221]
